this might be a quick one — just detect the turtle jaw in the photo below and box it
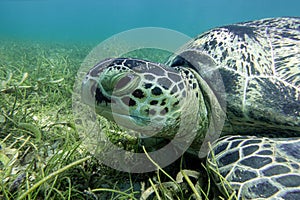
[81,77,98,107]
[94,102,170,137]
[81,76,161,134]
[98,109,166,136]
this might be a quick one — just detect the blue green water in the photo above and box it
[0,0,299,43]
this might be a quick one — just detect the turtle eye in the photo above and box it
[111,73,140,96]
[115,74,134,90]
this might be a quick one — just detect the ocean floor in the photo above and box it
[0,39,232,200]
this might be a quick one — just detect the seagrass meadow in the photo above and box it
[1,1,299,199]
[0,39,238,200]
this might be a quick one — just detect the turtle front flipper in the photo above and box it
[207,135,300,199]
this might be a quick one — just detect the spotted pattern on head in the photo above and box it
[82,58,201,135]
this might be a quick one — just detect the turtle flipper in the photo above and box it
[207,135,300,199]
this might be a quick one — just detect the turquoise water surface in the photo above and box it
[0,0,299,43]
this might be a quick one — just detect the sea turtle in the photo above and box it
[81,17,300,199]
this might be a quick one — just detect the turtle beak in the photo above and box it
[81,76,97,107]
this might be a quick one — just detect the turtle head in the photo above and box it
[81,58,203,138]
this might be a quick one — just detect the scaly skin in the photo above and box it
[81,17,300,199]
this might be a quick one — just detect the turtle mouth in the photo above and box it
[82,75,154,131]
[100,110,153,135]
[92,85,151,125]
[129,114,151,124]
[105,110,151,126]
[92,89,151,126]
